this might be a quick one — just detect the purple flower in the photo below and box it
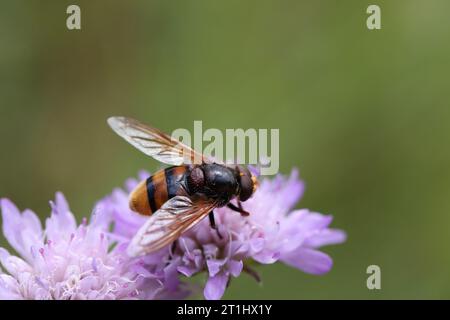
[0,168,346,300]
[99,169,346,300]
[0,193,185,300]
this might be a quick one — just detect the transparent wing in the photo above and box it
[108,116,218,165]
[127,196,218,256]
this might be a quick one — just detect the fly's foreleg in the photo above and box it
[227,202,250,216]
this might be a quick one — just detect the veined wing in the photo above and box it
[108,116,218,165]
[127,196,218,256]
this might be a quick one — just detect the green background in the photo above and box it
[1,1,450,299]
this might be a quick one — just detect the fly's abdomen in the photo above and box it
[129,166,188,215]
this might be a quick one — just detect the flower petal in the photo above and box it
[206,259,227,277]
[249,237,265,253]
[177,265,198,277]
[281,248,333,275]
[0,199,43,261]
[164,259,180,291]
[228,260,243,277]
[288,211,334,234]
[204,272,229,300]
[253,249,280,264]
[303,229,347,248]
[46,192,77,241]
[0,274,22,300]
[0,248,32,277]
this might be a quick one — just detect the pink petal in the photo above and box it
[204,272,228,300]
[46,192,77,241]
[164,260,180,291]
[281,248,333,275]
[206,258,227,277]
[177,265,198,277]
[289,210,334,233]
[228,260,243,277]
[79,276,99,292]
[0,274,22,299]
[0,248,32,277]
[0,199,42,261]
[253,249,280,264]
[304,229,347,248]
[249,237,265,253]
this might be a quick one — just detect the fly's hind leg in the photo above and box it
[208,211,223,239]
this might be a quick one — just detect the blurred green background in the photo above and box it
[1,0,450,299]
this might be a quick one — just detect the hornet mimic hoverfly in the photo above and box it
[107,117,259,257]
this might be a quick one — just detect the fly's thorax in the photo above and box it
[202,164,239,199]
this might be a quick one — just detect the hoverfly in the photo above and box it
[107,117,259,257]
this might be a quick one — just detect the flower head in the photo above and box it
[0,193,185,300]
[0,168,346,300]
[99,168,346,300]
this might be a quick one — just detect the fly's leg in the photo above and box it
[170,240,177,256]
[227,202,250,216]
[165,240,178,265]
[209,211,223,239]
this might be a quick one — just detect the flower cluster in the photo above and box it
[0,193,186,299]
[0,169,346,300]
[97,169,346,300]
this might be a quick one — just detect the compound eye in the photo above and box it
[236,165,255,201]
[239,175,253,201]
